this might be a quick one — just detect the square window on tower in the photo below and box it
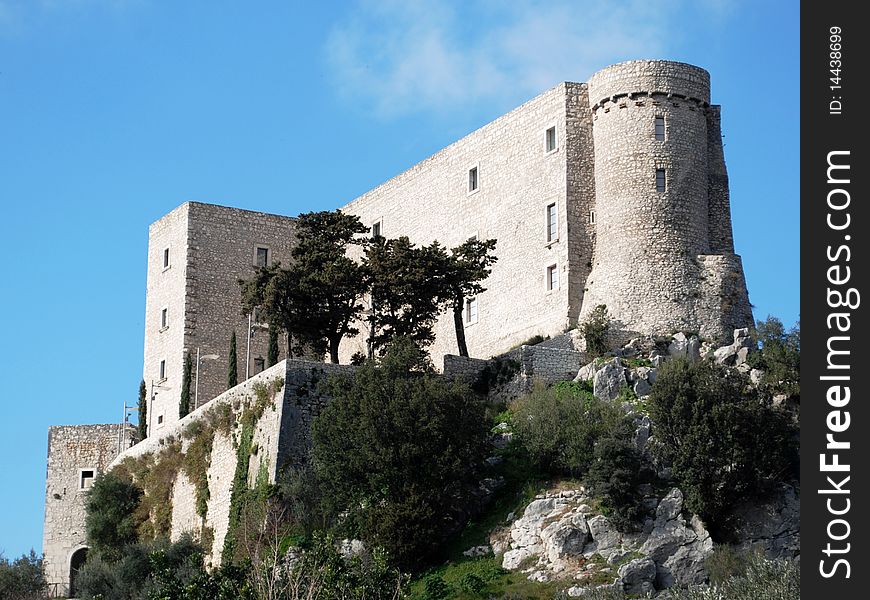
[656,168,666,193]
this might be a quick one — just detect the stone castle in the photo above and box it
[42,60,752,595]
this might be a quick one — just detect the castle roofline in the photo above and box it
[148,200,297,230]
[342,80,585,213]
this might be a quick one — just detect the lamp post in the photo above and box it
[194,347,220,410]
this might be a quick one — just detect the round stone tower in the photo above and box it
[579,60,752,342]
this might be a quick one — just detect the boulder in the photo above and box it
[541,513,589,563]
[575,362,597,382]
[728,484,800,559]
[586,515,622,556]
[463,545,492,557]
[618,557,657,596]
[633,378,651,397]
[668,333,689,358]
[640,489,714,589]
[634,416,651,454]
[713,344,738,365]
[593,358,626,401]
[687,336,701,363]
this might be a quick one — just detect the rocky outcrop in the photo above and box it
[498,487,714,595]
[726,484,800,560]
[593,358,626,401]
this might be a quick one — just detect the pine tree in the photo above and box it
[267,325,279,367]
[228,331,238,389]
[179,353,192,418]
[137,380,147,440]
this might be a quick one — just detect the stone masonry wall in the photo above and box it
[43,424,135,596]
[107,359,355,566]
[143,202,297,434]
[579,60,752,343]
[340,83,575,364]
[143,205,190,435]
[111,361,288,565]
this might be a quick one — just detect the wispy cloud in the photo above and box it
[325,0,731,117]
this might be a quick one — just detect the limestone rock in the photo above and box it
[575,362,597,382]
[728,484,800,559]
[618,557,657,596]
[668,333,689,358]
[633,378,651,397]
[593,358,626,401]
[687,336,701,363]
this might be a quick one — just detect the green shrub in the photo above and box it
[705,545,753,585]
[287,533,408,599]
[511,381,622,476]
[0,550,47,600]
[312,337,490,569]
[667,555,798,600]
[579,305,611,357]
[648,358,798,529]
[75,536,217,600]
[587,419,645,531]
[85,472,144,560]
[747,316,800,398]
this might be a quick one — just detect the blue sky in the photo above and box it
[0,0,798,559]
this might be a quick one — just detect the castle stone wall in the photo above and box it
[340,83,578,364]
[42,424,135,596]
[143,203,297,434]
[580,60,751,342]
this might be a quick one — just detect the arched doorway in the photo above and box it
[69,546,88,597]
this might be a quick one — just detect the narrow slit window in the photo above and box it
[547,265,559,291]
[468,166,479,193]
[255,246,269,267]
[589,210,596,225]
[545,126,557,152]
[656,168,666,193]
[159,359,166,380]
[546,203,557,242]
[655,116,665,141]
[163,247,170,269]
[465,297,478,324]
[160,308,168,329]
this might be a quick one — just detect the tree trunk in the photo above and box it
[329,336,340,364]
[453,295,469,357]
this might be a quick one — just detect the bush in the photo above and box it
[286,533,408,599]
[579,305,610,357]
[666,555,798,600]
[75,536,219,600]
[648,358,798,529]
[586,419,645,531]
[748,316,800,398]
[511,381,622,476]
[0,550,47,600]
[85,472,144,560]
[312,337,490,569]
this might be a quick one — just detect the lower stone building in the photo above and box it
[42,424,136,597]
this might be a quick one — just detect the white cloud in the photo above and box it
[325,0,733,117]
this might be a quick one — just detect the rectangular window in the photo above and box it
[157,415,164,425]
[372,221,382,238]
[589,210,596,225]
[465,297,478,324]
[163,247,170,269]
[656,168,666,193]
[80,469,95,490]
[160,308,168,329]
[546,203,557,242]
[655,116,665,141]
[468,166,479,193]
[159,359,166,380]
[547,264,559,291]
[254,357,265,374]
[255,246,269,268]
[545,126,557,152]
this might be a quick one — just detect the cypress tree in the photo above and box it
[179,352,192,418]
[137,379,147,440]
[228,331,238,389]
[267,325,279,367]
